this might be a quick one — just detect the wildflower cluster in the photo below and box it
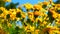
[0,0,60,34]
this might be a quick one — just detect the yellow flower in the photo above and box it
[0,8,9,19]
[40,12,44,16]
[25,25,30,32]
[33,4,42,10]
[45,17,49,20]
[52,14,57,19]
[8,9,16,20]
[33,11,40,17]
[58,14,60,18]
[43,2,49,6]
[44,14,48,20]
[0,13,7,19]
[39,18,43,22]
[46,23,53,28]
[25,25,35,32]
[55,4,60,8]
[21,12,26,18]
[4,0,11,2]
[0,7,6,11]
[58,8,60,10]
[35,29,40,34]
[10,14,16,20]
[49,27,59,34]
[42,28,51,34]
[43,21,47,25]
[3,10,8,15]
[50,10,58,19]
[22,14,26,18]
[49,0,53,4]
[24,3,33,9]
[36,18,42,23]
[16,8,22,13]
[30,26,35,31]
[28,12,34,19]
[28,15,34,19]
[49,0,52,2]
[30,18,34,23]
[28,12,33,15]
[7,23,12,28]
[56,20,60,24]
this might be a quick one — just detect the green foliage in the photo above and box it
[5,2,19,10]
[0,0,5,7]
[0,10,3,14]
[54,0,60,4]
[48,11,55,23]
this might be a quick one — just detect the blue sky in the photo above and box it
[11,0,57,5]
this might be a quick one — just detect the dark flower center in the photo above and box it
[0,10,3,14]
